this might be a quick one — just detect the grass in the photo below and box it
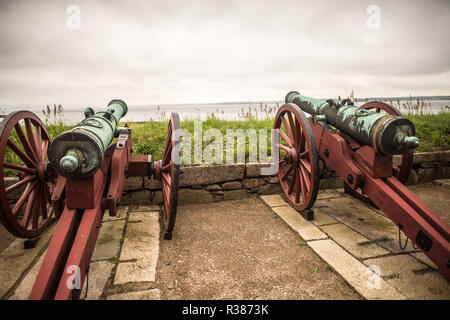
[3,112,449,173]
[121,112,450,160]
[108,256,120,265]
[297,241,307,247]
[406,113,450,152]
[126,116,274,164]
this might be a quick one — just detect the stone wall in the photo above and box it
[397,151,450,185]
[120,150,450,205]
[122,163,282,205]
[4,151,449,206]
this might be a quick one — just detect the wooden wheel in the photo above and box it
[0,111,57,238]
[154,113,180,240]
[274,103,320,211]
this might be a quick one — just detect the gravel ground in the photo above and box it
[407,181,450,225]
[155,198,362,299]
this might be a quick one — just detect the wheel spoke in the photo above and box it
[162,123,173,164]
[39,185,48,220]
[14,123,38,162]
[288,167,297,194]
[5,175,36,194]
[163,200,169,222]
[294,169,300,203]
[32,186,41,229]
[287,112,298,146]
[300,158,311,174]
[298,167,307,203]
[11,181,37,216]
[3,162,36,174]
[299,164,311,192]
[25,119,40,161]
[300,150,309,158]
[163,142,173,164]
[34,124,43,161]
[22,187,38,228]
[162,163,173,172]
[276,128,292,147]
[277,143,291,154]
[7,139,36,167]
[280,115,294,142]
[41,139,49,161]
[298,129,306,152]
[281,165,293,180]
[294,118,302,149]
[162,182,171,221]
[162,172,172,190]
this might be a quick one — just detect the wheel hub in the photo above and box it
[284,147,300,167]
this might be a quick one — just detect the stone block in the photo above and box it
[308,240,405,300]
[271,206,328,241]
[221,181,242,190]
[245,162,271,178]
[243,178,266,189]
[179,164,245,187]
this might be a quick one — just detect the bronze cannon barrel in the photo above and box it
[285,91,419,155]
[48,99,128,179]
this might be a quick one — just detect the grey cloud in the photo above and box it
[0,0,448,107]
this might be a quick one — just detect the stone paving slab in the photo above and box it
[114,211,160,284]
[434,179,450,187]
[92,215,127,261]
[9,251,45,300]
[132,205,160,212]
[103,205,129,221]
[311,208,338,226]
[315,196,416,253]
[320,223,390,260]
[308,239,405,300]
[260,194,288,207]
[271,206,328,241]
[363,255,450,300]
[85,260,115,300]
[0,223,56,299]
[107,289,161,300]
[316,188,344,200]
[409,252,438,270]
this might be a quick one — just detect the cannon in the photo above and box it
[274,91,450,279]
[0,101,181,299]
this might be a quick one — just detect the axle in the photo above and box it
[285,91,419,155]
[48,99,128,179]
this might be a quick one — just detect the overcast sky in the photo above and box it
[0,0,449,107]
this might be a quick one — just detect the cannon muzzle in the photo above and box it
[48,99,128,179]
[285,91,419,155]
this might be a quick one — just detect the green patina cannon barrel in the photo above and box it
[285,91,419,155]
[48,99,128,179]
